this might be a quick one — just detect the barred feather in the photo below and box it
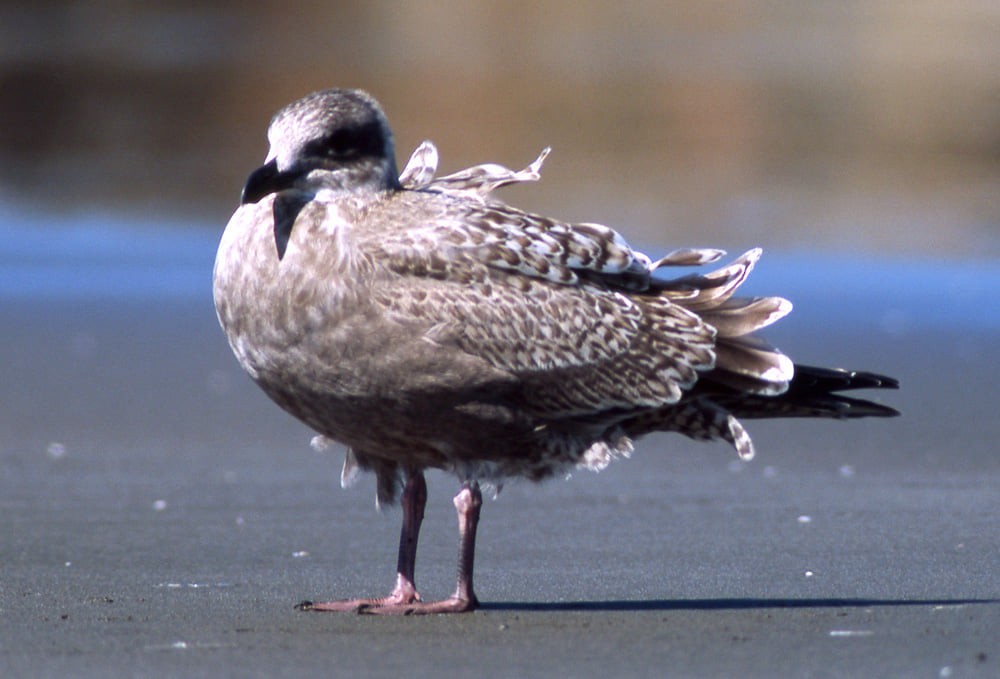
[214,88,898,503]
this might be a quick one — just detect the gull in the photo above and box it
[213,88,898,614]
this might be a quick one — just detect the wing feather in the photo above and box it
[356,192,716,415]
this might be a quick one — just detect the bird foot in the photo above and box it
[297,593,476,615]
[360,594,478,615]
[295,585,420,613]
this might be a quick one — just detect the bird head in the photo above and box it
[241,88,400,204]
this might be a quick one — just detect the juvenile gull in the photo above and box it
[213,88,898,615]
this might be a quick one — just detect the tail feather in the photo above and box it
[699,295,792,338]
[713,335,795,384]
[651,247,726,268]
[701,366,789,397]
[656,250,795,393]
[723,364,900,420]
[658,248,762,311]
[610,249,898,461]
[619,363,898,458]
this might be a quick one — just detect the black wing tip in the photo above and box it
[846,399,901,418]
[847,370,899,390]
[792,365,899,392]
[787,365,900,418]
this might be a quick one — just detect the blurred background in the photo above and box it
[4,5,1000,671]
[1,1,998,448]
[1,0,998,259]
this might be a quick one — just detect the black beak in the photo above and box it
[241,159,303,205]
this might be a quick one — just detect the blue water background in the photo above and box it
[1,207,997,334]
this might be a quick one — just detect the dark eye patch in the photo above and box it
[327,128,354,155]
[306,119,386,161]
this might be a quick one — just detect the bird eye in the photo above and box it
[326,129,354,156]
[303,120,385,162]
[302,129,357,160]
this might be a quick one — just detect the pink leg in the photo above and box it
[363,480,481,615]
[297,471,427,612]
[298,479,483,615]
[444,481,481,609]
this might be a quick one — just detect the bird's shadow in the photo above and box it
[480,597,998,612]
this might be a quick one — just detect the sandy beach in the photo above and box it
[1,251,997,678]
[2,4,999,676]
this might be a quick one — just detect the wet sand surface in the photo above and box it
[2,291,998,678]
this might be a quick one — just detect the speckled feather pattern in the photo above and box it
[214,89,897,505]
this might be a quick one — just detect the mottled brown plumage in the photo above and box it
[213,88,898,614]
